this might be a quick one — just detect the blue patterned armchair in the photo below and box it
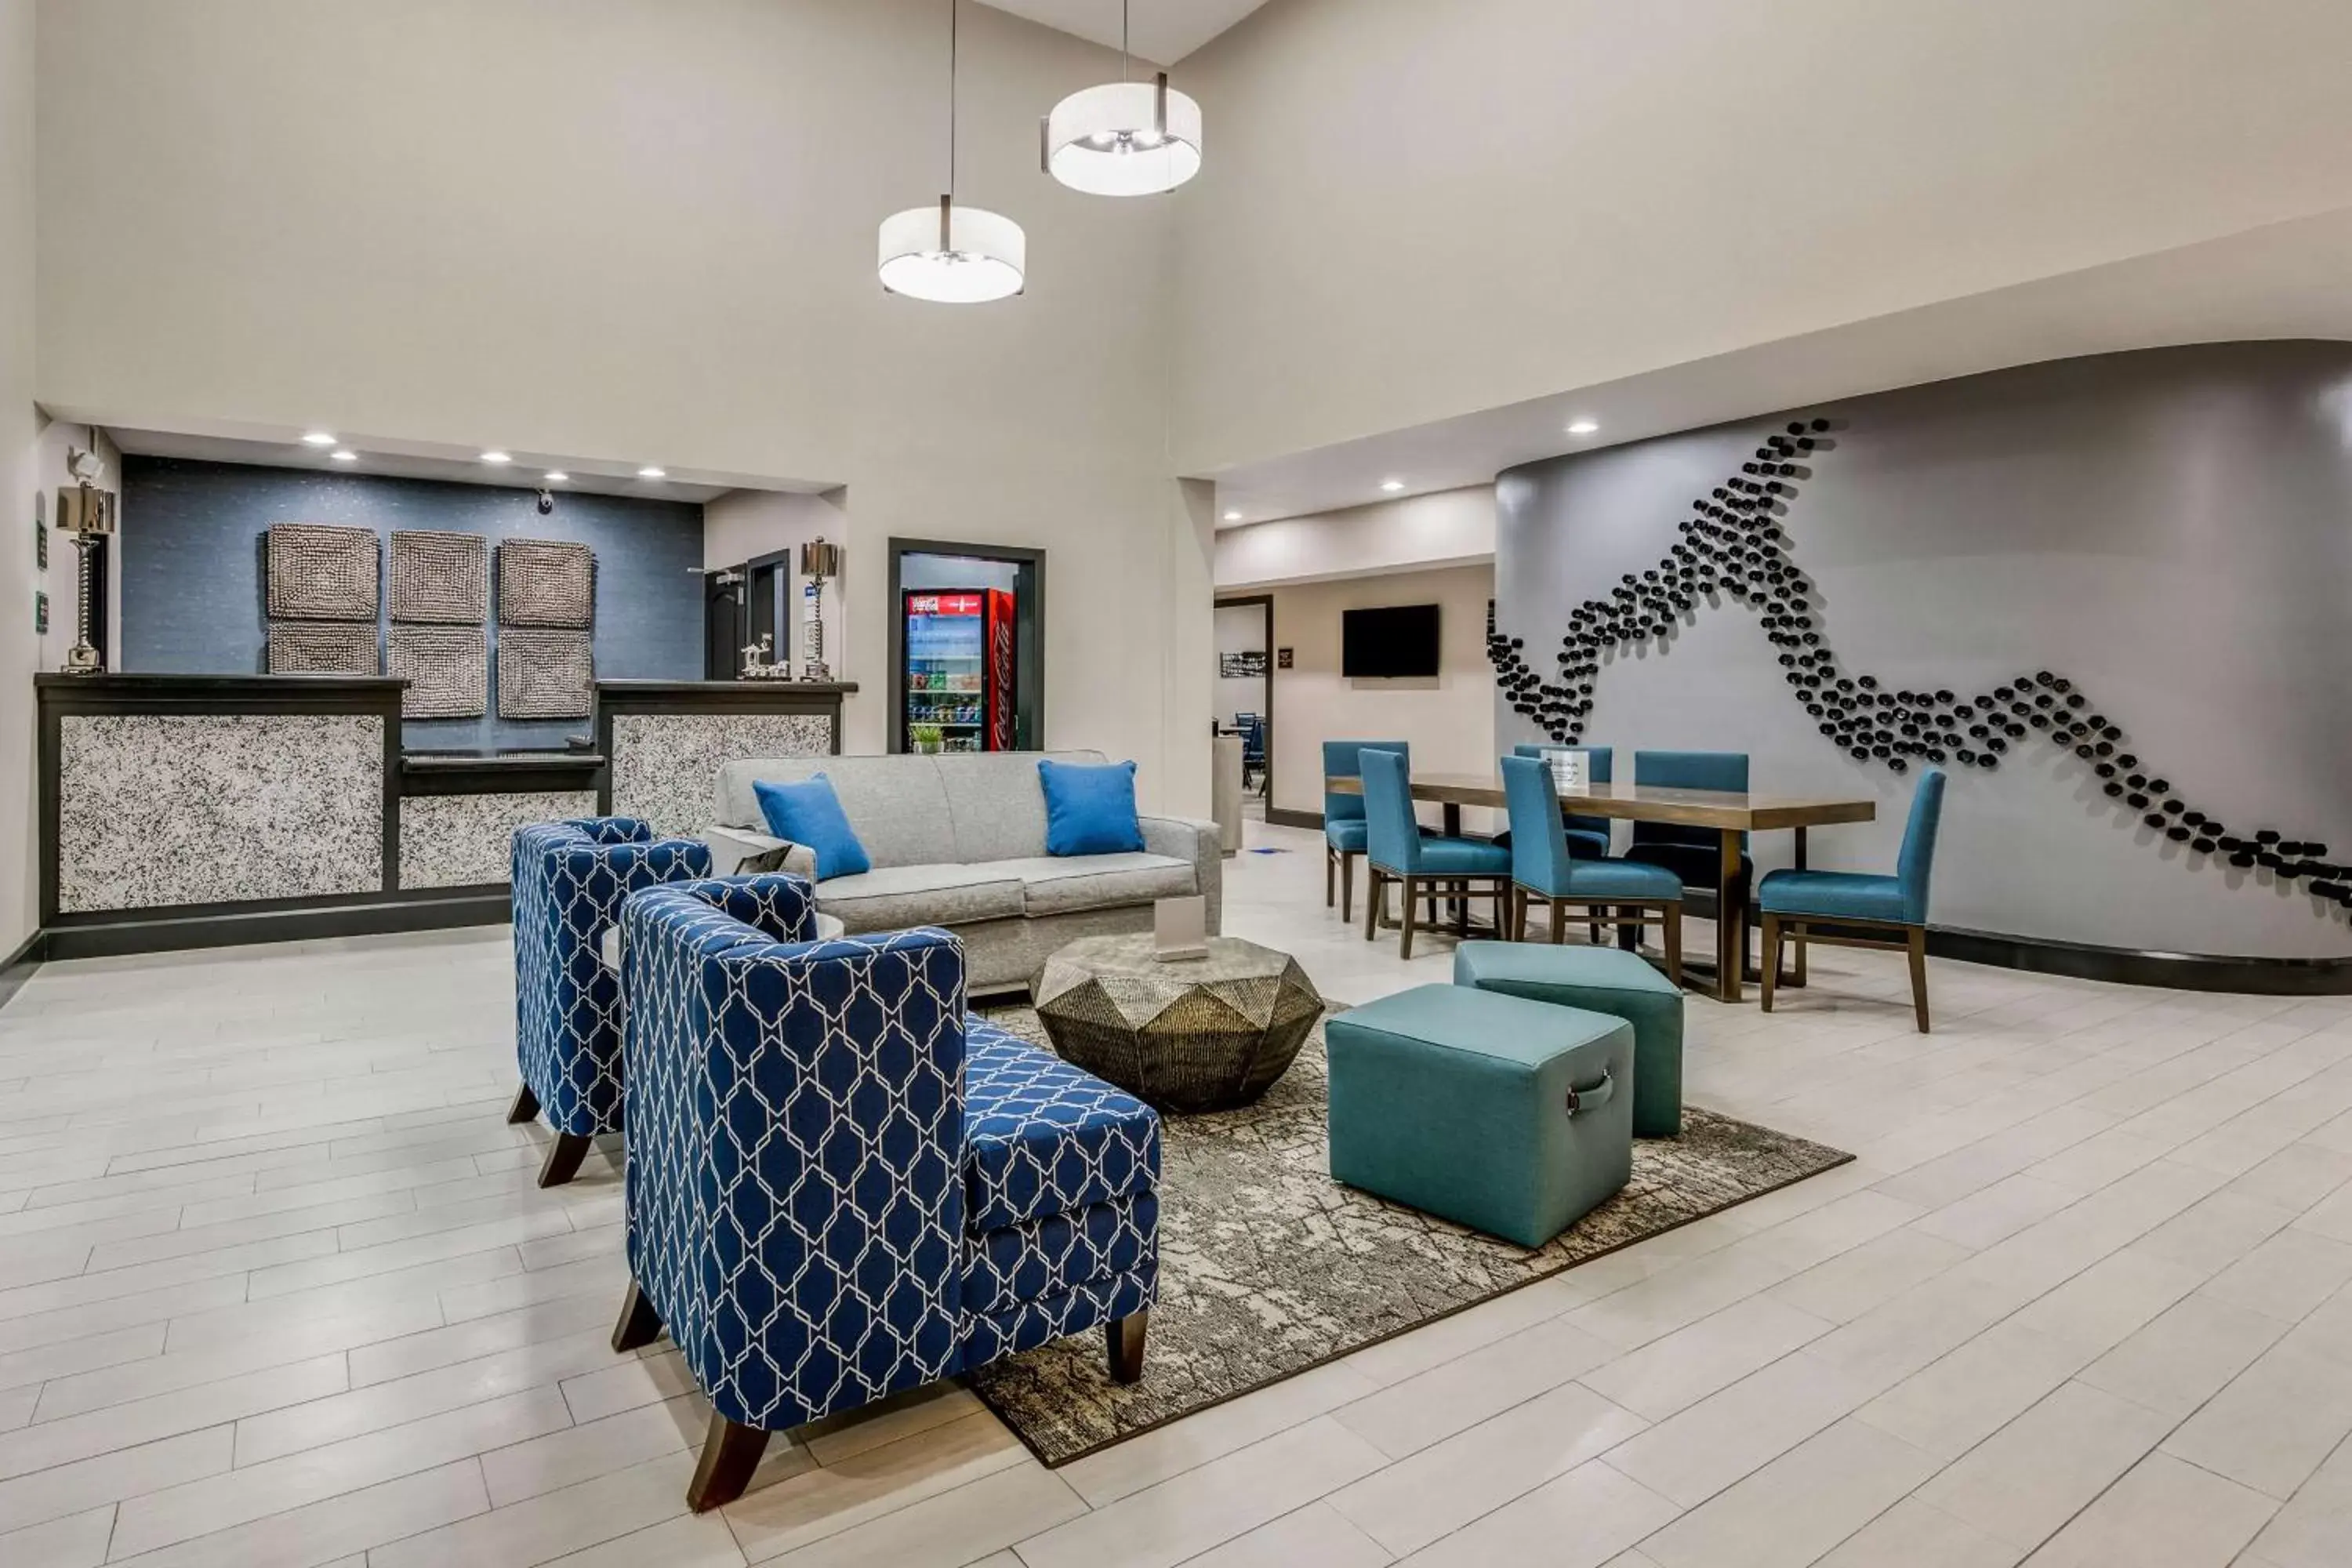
[509,817,711,1187]
[611,873,1161,1512]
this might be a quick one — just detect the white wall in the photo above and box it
[1212,600,1266,727]
[35,0,1211,812]
[702,487,853,695]
[1217,486,1494,590]
[1267,564,1498,833]
[0,0,35,958]
[1171,0,2352,474]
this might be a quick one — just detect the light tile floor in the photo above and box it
[2,815,2350,1565]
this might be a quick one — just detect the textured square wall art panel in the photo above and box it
[390,530,489,623]
[390,625,488,718]
[265,523,380,620]
[496,538,595,628]
[496,627,594,719]
[265,620,381,676]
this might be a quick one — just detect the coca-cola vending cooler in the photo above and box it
[902,589,1017,751]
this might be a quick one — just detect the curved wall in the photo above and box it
[1494,341,2352,960]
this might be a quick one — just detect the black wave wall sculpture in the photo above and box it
[1484,416,2352,920]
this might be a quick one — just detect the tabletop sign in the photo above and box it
[1154,895,1209,963]
[1543,746,1594,793]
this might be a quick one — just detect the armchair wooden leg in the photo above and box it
[1663,904,1683,990]
[1759,913,1780,1013]
[1907,924,1931,1033]
[687,1412,772,1512]
[538,1132,593,1189]
[506,1082,539,1125]
[1399,876,1419,961]
[611,1279,663,1352]
[1106,1309,1149,1385]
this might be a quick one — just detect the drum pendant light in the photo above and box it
[878,0,1025,303]
[1042,2,1203,197]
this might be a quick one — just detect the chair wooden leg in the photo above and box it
[1617,908,1639,953]
[1663,904,1682,990]
[1907,924,1931,1033]
[687,1412,772,1512]
[538,1132,593,1189]
[1550,898,1567,944]
[1399,876,1419,960]
[1759,913,1780,1013]
[1341,853,1355,924]
[611,1279,663,1352]
[1106,1309,1149,1385]
[506,1082,540,1125]
[1325,848,1335,909]
[1363,868,1383,941]
[1589,914,1603,946]
[1793,923,1809,987]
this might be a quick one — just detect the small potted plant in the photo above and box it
[909,721,945,755]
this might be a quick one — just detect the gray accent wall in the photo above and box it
[1495,341,2352,960]
[120,457,705,751]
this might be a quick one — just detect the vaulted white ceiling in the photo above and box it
[980,0,1270,63]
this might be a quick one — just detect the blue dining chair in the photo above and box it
[1511,744,1615,859]
[1360,748,1510,960]
[1622,750,1754,967]
[1759,768,1947,1032]
[1501,756,1682,985]
[1324,739,1410,923]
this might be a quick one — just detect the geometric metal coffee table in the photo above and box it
[1033,934,1323,1114]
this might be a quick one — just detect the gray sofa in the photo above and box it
[703,750,1221,995]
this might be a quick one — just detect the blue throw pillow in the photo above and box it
[1039,758,1145,857]
[752,775,871,880]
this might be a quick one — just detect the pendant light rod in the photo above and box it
[948,0,959,198]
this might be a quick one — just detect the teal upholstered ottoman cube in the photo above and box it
[1326,984,1634,1248]
[1454,941,1686,1138]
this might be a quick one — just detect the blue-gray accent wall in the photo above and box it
[121,456,704,751]
[1492,340,2352,960]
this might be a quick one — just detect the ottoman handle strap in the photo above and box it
[1564,1070,1616,1116]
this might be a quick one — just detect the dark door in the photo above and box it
[704,574,744,681]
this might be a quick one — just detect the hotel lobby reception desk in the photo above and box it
[34,674,854,958]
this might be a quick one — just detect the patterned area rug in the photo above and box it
[967,1006,1851,1468]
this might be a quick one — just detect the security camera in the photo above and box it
[536,489,555,515]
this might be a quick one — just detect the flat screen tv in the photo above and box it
[1341,602,1440,678]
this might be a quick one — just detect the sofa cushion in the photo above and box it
[963,1018,1160,1232]
[989,853,1196,917]
[938,750,1107,864]
[753,775,871,880]
[1038,758,1145,856]
[717,755,959,870]
[815,863,1024,934]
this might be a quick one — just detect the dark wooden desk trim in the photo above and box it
[401,752,607,798]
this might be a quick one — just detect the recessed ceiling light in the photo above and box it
[1380,478,1406,493]
[1222,510,1243,523]
[637,466,666,480]
[300,430,338,447]
[480,451,512,465]
[329,449,358,463]
[1566,419,1599,436]
[543,470,568,483]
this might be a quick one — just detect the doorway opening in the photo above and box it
[887,539,1046,753]
[1214,593,1273,817]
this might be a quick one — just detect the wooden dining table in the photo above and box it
[1328,772,1877,1003]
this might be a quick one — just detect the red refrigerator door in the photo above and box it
[982,589,1017,750]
